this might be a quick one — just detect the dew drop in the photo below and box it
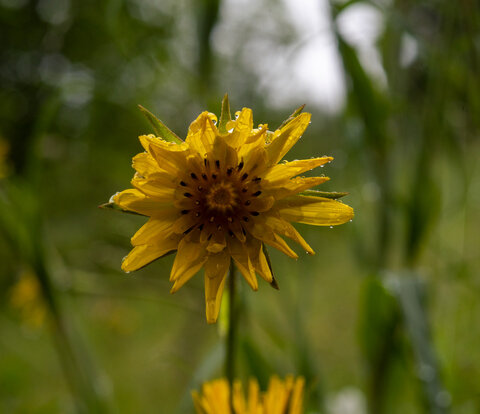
[329,225,333,229]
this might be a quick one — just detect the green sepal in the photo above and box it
[98,202,147,217]
[299,190,349,199]
[262,243,279,290]
[138,105,182,144]
[218,93,232,134]
[277,104,305,129]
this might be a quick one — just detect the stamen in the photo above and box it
[217,225,222,231]
[215,160,220,168]
[190,172,198,180]
[212,174,217,179]
[237,161,244,170]
[184,192,192,198]
[243,216,249,222]
[198,224,204,231]
[242,227,247,236]
[241,173,248,181]
[242,188,247,193]
[195,212,200,217]
[207,234,212,241]
[197,186,203,191]
[202,173,208,180]
[195,200,200,205]
[251,211,259,216]
[245,200,251,206]
[227,217,233,223]
[204,158,208,166]
[227,167,233,175]
[253,177,261,182]
[181,210,189,214]
[180,181,187,186]
[184,226,194,235]
[209,216,215,223]
[252,191,262,197]
[228,230,234,237]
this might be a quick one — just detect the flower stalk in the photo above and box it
[225,261,237,393]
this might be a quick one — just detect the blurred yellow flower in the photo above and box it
[109,99,353,323]
[10,269,46,328]
[192,376,305,414]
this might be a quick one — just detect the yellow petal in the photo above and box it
[247,195,275,213]
[171,213,199,234]
[276,195,354,226]
[170,236,208,292]
[141,134,190,175]
[204,251,230,324]
[248,379,260,413]
[229,219,246,243]
[232,380,246,414]
[228,108,253,148]
[121,236,179,272]
[289,377,305,414]
[268,176,330,200]
[131,174,176,200]
[209,136,239,173]
[113,189,170,216]
[191,391,206,414]
[246,239,272,283]
[132,152,159,177]
[228,238,258,290]
[206,230,227,253]
[131,212,178,245]
[247,220,298,259]
[186,111,218,155]
[241,145,268,178]
[265,112,311,166]
[264,214,314,255]
[237,124,268,158]
[263,156,332,183]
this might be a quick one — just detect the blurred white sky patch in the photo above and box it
[214,0,385,115]
[336,2,386,86]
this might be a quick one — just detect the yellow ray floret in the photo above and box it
[192,376,305,414]
[108,97,354,323]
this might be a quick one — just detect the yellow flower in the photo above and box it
[10,269,47,328]
[192,376,305,414]
[109,98,353,323]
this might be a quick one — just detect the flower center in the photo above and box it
[206,182,237,211]
[177,158,265,240]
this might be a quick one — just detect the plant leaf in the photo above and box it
[262,243,279,290]
[299,190,349,199]
[138,105,182,144]
[218,93,232,134]
[98,202,148,217]
[277,104,305,130]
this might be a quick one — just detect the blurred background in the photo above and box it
[1,0,479,413]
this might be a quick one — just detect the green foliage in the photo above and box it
[1,0,479,413]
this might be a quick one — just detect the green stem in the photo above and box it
[225,261,237,399]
